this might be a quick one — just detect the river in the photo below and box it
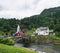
[14,43,60,53]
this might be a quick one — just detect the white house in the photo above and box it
[35,27,53,35]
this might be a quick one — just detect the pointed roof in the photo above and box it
[16,25,24,36]
[16,25,21,33]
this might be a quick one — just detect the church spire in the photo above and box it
[16,25,21,33]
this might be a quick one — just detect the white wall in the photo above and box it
[35,28,49,35]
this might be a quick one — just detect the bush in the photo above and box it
[0,38,14,45]
[55,32,60,37]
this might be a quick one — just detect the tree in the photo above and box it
[3,23,11,32]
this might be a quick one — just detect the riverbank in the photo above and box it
[30,36,60,44]
[29,48,46,53]
[14,43,60,53]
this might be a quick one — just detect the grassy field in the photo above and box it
[0,44,37,53]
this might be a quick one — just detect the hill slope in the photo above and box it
[0,44,36,53]
[20,6,60,32]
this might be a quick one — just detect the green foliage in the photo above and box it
[54,24,60,32]
[25,28,36,35]
[3,24,11,32]
[0,31,4,35]
[55,32,60,37]
[20,7,60,32]
[0,44,37,53]
[0,38,14,45]
[0,18,20,35]
[30,35,60,40]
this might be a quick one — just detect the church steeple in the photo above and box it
[15,25,24,36]
[16,25,21,33]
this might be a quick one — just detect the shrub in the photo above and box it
[0,38,14,45]
[55,32,60,37]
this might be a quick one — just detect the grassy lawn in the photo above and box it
[0,44,37,53]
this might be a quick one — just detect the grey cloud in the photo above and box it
[0,6,3,10]
[33,0,41,5]
[0,0,60,19]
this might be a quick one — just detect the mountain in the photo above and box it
[0,6,60,33]
[20,6,60,32]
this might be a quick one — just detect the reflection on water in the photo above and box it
[14,43,23,47]
[14,43,60,53]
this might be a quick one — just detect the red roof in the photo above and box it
[16,31,24,36]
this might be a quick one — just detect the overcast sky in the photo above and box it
[0,0,60,19]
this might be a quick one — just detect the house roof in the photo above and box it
[16,31,24,36]
[37,27,49,30]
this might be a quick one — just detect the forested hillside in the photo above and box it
[20,7,60,32]
[0,18,20,35]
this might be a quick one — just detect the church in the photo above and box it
[15,25,24,36]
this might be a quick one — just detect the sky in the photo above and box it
[0,0,60,19]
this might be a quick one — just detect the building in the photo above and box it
[15,25,24,36]
[35,27,53,35]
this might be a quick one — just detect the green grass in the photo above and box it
[0,44,37,53]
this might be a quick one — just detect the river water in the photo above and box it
[14,43,60,53]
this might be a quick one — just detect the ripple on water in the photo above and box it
[14,43,60,53]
